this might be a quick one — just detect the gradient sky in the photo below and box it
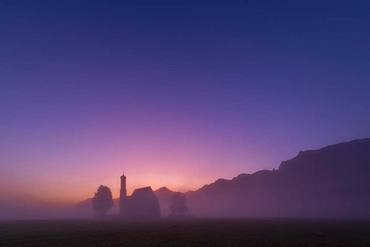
[1,0,370,204]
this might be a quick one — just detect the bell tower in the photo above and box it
[120,172,127,198]
[120,172,127,215]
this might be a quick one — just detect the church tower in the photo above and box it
[119,172,127,215]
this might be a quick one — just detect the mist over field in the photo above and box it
[2,139,370,221]
[1,0,370,246]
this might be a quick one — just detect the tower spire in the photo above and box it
[120,171,127,216]
[120,172,127,197]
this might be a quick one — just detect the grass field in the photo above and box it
[1,219,370,246]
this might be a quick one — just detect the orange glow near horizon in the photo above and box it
[0,114,266,205]
[1,153,243,205]
[1,172,216,205]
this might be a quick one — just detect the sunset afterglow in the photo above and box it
[1,1,370,206]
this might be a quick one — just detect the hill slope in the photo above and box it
[187,139,370,218]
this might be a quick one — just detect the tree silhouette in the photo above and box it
[169,192,188,217]
[92,185,113,217]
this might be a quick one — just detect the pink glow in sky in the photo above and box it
[1,120,267,204]
[1,1,370,205]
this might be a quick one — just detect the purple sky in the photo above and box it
[1,0,370,203]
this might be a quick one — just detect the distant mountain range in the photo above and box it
[75,138,370,219]
[185,138,370,218]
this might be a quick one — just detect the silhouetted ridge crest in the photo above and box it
[187,138,370,218]
[156,187,173,194]
[278,138,370,174]
[75,138,370,219]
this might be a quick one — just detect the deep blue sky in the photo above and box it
[1,0,370,202]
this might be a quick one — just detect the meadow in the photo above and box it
[1,219,370,246]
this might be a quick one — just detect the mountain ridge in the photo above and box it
[193,138,370,192]
[185,138,370,218]
[74,138,370,219]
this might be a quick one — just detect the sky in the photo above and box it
[1,0,370,204]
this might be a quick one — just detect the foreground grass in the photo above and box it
[1,219,370,246]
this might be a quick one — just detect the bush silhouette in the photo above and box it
[92,185,113,217]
